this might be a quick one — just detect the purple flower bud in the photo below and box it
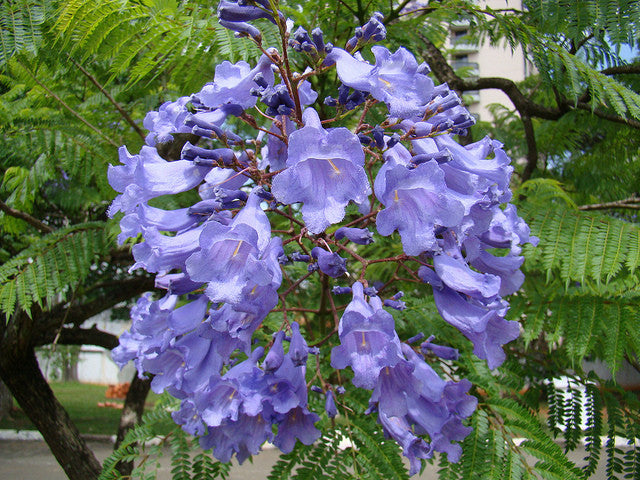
[325,391,338,418]
[337,84,350,105]
[290,252,311,262]
[407,332,425,344]
[293,26,313,46]
[372,126,385,148]
[358,133,372,145]
[323,96,338,107]
[334,227,374,245]
[311,28,326,52]
[218,0,275,24]
[311,247,347,278]
[263,331,285,373]
[253,72,270,89]
[218,19,262,42]
[360,12,386,42]
[383,299,406,310]
[387,133,401,147]
[345,36,358,51]
[363,286,378,296]
[332,286,352,295]
[411,151,452,165]
[335,386,346,395]
[289,322,308,366]
[421,336,459,360]
[308,263,320,273]
[254,186,274,201]
[278,254,290,265]
[310,385,323,393]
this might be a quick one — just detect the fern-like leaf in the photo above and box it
[0,222,113,319]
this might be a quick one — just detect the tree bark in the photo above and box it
[0,379,12,421]
[0,345,102,480]
[114,373,152,476]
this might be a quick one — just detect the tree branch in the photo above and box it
[68,56,146,141]
[32,325,119,350]
[519,114,538,181]
[34,275,155,335]
[0,200,54,233]
[578,196,640,211]
[601,62,640,75]
[574,101,640,129]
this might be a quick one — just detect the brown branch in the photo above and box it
[35,275,155,334]
[32,325,119,350]
[578,196,640,211]
[574,102,640,129]
[0,200,54,233]
[68,56,146,141]
[520,114,539,181]
[601,62,640,75]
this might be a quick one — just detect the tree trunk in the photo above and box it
[0,317,102,480]
[114,373,152,476]
[0,379,12,421]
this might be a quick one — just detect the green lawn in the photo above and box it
[0,382,159,435]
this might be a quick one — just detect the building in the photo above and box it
[448,0,532,121]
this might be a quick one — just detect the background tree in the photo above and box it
[0,1,638,479]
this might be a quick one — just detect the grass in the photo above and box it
[0,381,160,435]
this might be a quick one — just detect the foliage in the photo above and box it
[0,222,114,319]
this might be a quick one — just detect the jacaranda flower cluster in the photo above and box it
[109,2,537,475]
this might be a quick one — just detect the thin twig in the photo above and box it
[16,59,119,148]
[0,200,54,233]
[68,56,146,141]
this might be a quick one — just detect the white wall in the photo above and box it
[38,310,135,385]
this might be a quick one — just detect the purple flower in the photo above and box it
[143,96,192,146]
[434,134,513,194]
[262,355,308,414]
[419,265,520,369]
[271,108,371,233]
[117,203,199,245]
[331,283,404,389]
[185,191,282,304]
[200,412,274,464]
[172,399,206,436]
[273,406,321,453]
[108,146,210,216]
[378,413,432,476]
[195,55,274,110]
[260,116,296,171]
[326,46,434,118]
[131,225,204,273]
[217,0,276,25]
[433,253,501,301]
[374,143,465,256]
